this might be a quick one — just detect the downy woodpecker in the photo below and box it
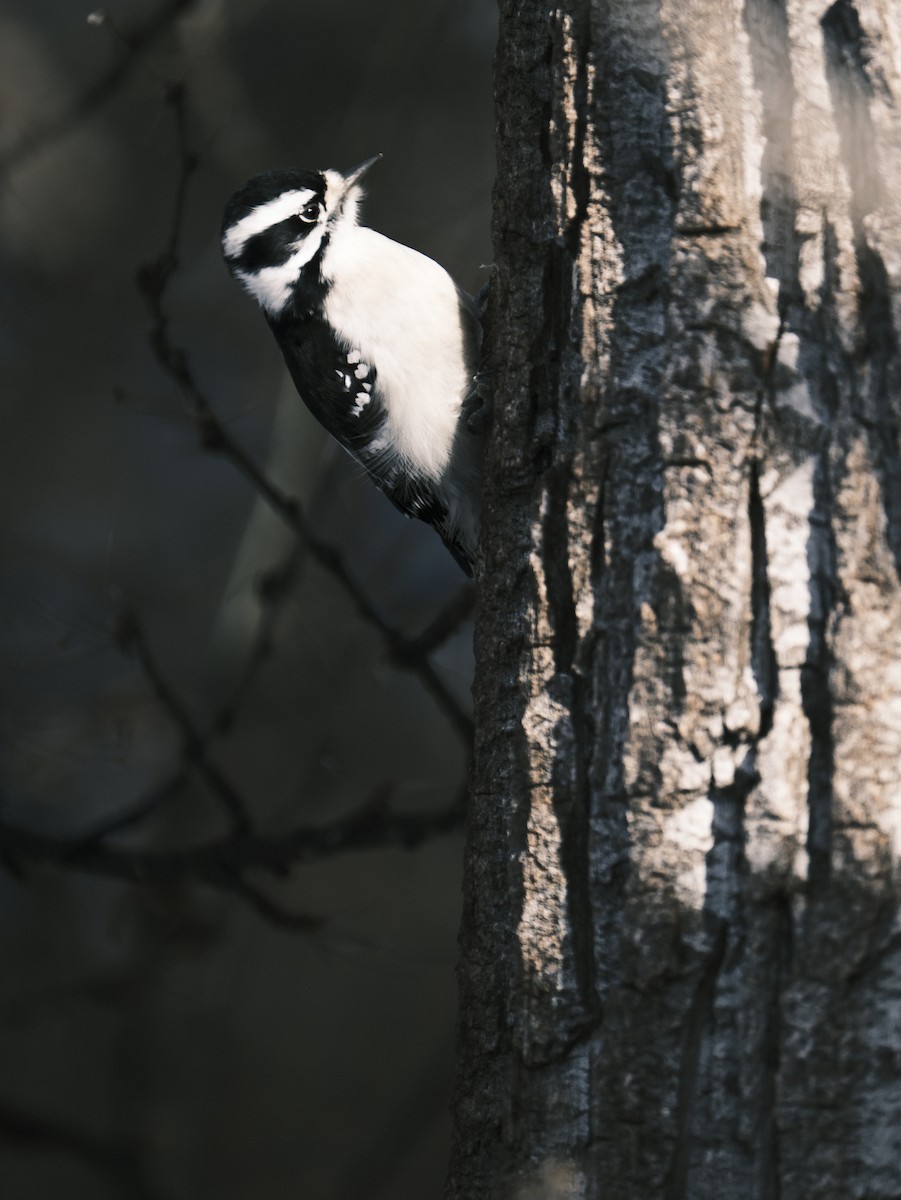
[221,156,483,575]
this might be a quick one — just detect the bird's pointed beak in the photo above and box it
[342,154,382,191]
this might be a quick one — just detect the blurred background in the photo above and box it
[0,1,494,1196]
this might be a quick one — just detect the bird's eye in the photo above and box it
[299,201,320,223]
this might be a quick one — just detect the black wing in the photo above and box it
[379,471,473,577]
[271,314,387,459]
[269,314,473,575]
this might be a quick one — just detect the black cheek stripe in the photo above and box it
[237,215,310,273]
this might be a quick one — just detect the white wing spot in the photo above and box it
[346,349,361,364]
[351,392,371,417]
[354,362,369,380]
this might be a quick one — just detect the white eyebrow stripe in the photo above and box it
[222,188,316,258]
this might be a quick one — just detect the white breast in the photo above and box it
[322,225,469,482]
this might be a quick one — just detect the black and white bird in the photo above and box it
[221,156,483,575]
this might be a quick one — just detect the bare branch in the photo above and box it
[0,785,464,879]
[0,786,466,930]
[116,609,253,835]
[74,546,302,845]
[72,773,189,849]
[394,584,475,661]
[227,878,325,934]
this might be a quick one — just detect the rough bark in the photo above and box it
[449,1,901,1197]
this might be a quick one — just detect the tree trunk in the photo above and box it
[449,1,901,1197]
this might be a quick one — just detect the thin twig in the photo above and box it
[75,547,302,845]
[395,585,476,661]
[0,787,466,878]
[116,609,253,834]
[227,878,325,934]
[73,773,189,849]
[0,786,467,930]
[80,552,471,845]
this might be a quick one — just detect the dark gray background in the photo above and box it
[0,1,495,1196]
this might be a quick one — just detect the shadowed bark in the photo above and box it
[449,1,901,1197]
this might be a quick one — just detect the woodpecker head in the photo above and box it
[221,155,380,317]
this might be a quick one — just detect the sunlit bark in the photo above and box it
[450,1,901,1196]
